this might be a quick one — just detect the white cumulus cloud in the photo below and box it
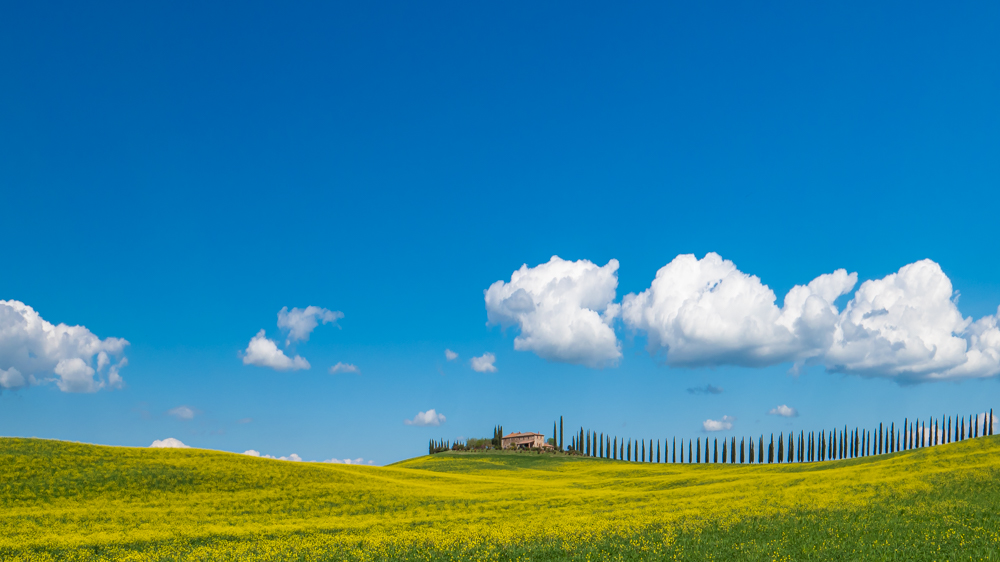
[703,416,735,432]
[405,409,446,427]
[485,256,622,368]
[168,406,195,420]
[242,330,310,371]
[0,300,129,393]
[277,306,343,346]
[470,352,497,373]
[823,260,1000,382]
[150,438,189,448]
[768,404,798,417]
[445,349,458,361]
[329,362,359,374]
[622,253,856,368]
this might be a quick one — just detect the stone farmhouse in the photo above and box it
[501,431,549,450]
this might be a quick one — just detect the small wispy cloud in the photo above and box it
[237,417,253,424]
[703,416,735,432]
[686,384,723,395]
[324,457,373,465]
[150,438,189,448]
[768,405,798,418]
[404,409,446,427]
[445,349,458,361]
[242,450,302,461]
[470,353,497,373]
[167,406,195,420]
[329,362,360,374]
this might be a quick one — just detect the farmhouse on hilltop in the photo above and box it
[502,431,548,450]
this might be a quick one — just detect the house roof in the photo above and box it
[503,432,545,438]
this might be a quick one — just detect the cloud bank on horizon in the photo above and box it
[487,254,1000,383]
[0,300,129,393]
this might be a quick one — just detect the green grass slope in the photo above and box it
[2,436,1000,560]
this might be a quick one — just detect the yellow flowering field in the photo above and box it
[2,436,1000,560]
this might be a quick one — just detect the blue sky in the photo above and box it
[2,2,999,464]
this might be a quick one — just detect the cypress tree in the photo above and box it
[946,417,950,444]
[991,408,994,436]
[759,435,764,463]
[657,440,661,463]
[890,423,895,452]
[627,440,631,462]
[769,434,774,464]
[731,437,736,464]
[788,432,794,463]
[673,437,677,463]
[714,439,718,463]
[651,440,655,463]
[560,417,564,451]
[642,440,646,463]
[723,439,728,463]
[620,438,624,460]
[690,440,693,464]
[749,439,754,464]
[976,414,980,438]
[777,433,783,463]
[695,439,700,463]
[740,438,745,463]
[680,439,684,463]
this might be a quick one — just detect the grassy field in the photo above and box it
[2,436,1000,561]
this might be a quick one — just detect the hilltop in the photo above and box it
[2,436,1000,560]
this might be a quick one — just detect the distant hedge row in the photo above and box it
[554,411,994,464]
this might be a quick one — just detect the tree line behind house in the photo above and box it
[431,411,996,463]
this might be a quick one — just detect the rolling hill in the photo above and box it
[2,436,1000,560]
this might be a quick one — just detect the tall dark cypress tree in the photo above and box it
[740,438,745,463]
[723,439,728,463]
[890,423,895,452]
[731,437,736,464]
[759,435,764,464]
[690,439,693,464]
[672,437,676,463]
[642,440,646,463]
[651,440,654,463]
[620,438,624,460]
[627,439,631,462]
[714,439,718,463]
[769,434,774,464]
[657,440,661,463]
[777,433,783,463]
[560,417,564,451]
[695,439,700,463]
[749,439,754,464]
[991,408,994,436]
[680,439,684,463]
